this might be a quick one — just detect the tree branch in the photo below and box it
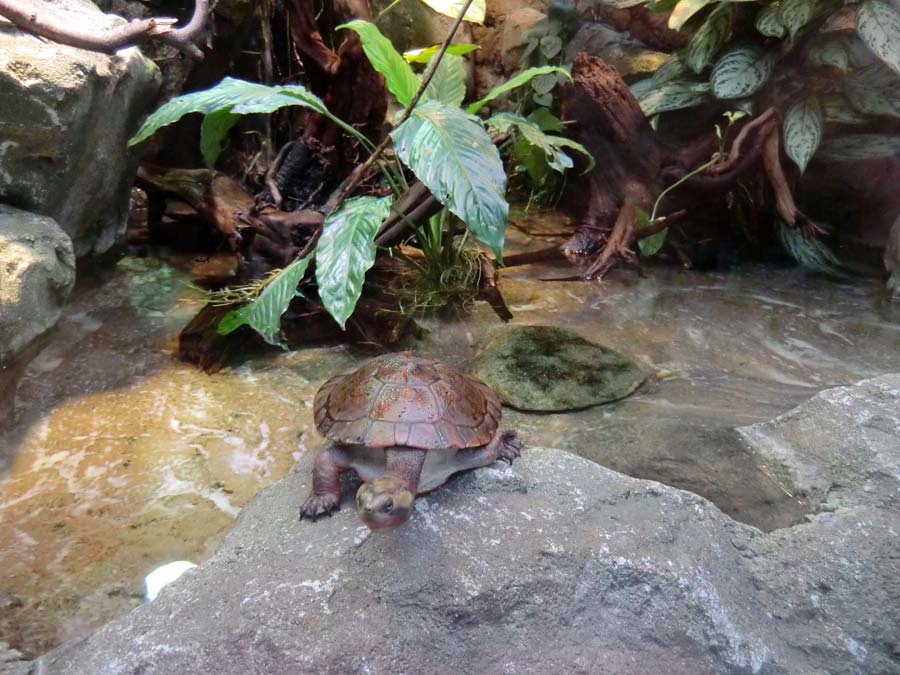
[0,0,207,58]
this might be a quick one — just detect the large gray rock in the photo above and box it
[737,374,900,508]
[0,205,75,364]
[33,374,900,675]
[0,0,160,256]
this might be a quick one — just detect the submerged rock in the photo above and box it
[472,325,645,411]
[0,206,75,364]
[0,0,160,256]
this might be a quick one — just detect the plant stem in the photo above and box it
[649,153,720,223]
[375,0,403,22]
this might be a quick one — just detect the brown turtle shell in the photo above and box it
[313,353,502,449]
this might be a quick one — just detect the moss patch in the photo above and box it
[472,326,645,411]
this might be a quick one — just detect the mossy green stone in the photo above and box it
[472,326,645,411]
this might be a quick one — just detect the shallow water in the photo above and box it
[1,224,898,656]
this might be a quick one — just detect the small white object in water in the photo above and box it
[144,561,198,601]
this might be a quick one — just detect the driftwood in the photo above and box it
[0,0,208,57]
[556,53,817,278]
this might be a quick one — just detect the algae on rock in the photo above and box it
[472,325,645,411]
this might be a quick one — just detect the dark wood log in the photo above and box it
[558,53,660,275]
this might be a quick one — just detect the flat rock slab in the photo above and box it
[34,371,900,675]
[472,325,645,411]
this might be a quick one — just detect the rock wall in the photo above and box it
[0,0,160,257]
[0,206,75,364]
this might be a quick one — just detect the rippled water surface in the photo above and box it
[1,220,898,656]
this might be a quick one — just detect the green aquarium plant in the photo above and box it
[129,18,590,345]
[620,0,900,170]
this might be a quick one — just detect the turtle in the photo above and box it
[300,353,522,530]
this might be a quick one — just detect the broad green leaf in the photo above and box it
[199,108,240,169]
[423,53,467,107]
[315,195,392,329]
[710,45,775,99]
[638,227,668,256]
[843,78,900,117]
[527,107,565,132]
[686,5,734,74]
[783,97,823,172]
[756,3,786,37]
[403,43,479,63]
[466,66,571,114]
[419,0,485,24]
[806,35,850,70]
[532,72,563,95]
[817,133,900,160]
[669,0,712,31]
[392,100,508,258]
[129,77,329,146]
[637,79,712,115]
[485,112,595,172]
[338,20,419,106]
[857,0,900,76]
[217,253,313,345]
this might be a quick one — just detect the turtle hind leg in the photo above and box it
[499,430,522,464]
[300,448,346,520]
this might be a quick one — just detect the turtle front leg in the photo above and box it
[300,447,347,520]
[498,430,522,464]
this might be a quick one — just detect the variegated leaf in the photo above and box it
[818,133,900,160]
[756,3,786,37]
[710,45,775,99]
[686,5,734,74]
[857,0,900,76]
[783,97,823,172]
[806,35,851,70]
[670,0,713,31]
[638,79,713,115]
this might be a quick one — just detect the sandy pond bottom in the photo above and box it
[1,245,898,657]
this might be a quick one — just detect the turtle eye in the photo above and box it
[383,498,393,512]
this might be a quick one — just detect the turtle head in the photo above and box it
[356,475,414,530]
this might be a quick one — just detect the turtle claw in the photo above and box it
[499,430,522,464]
[300,493,340,520]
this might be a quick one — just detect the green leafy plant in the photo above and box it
[622,0,900,173]
[130,20,588,344]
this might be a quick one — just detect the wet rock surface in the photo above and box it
[738,374,900,509]
[0,206,75,364]
[35,385,900,675]
[472,325,645,411]
[0,0,160,255]
[3,249,900,655]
